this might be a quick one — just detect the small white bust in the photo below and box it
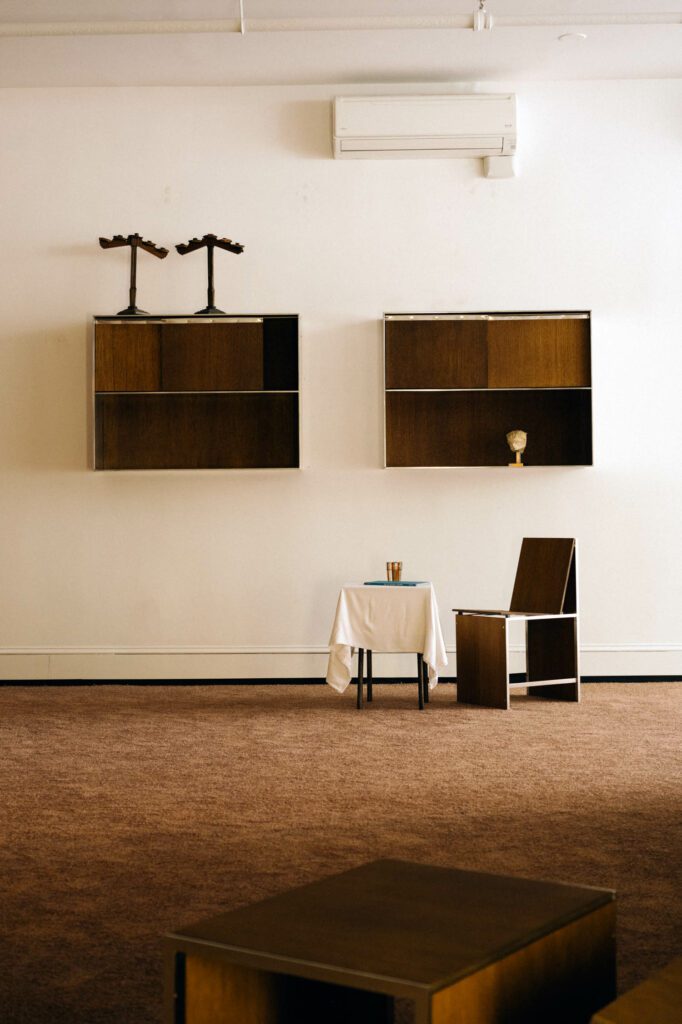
[506,429,527,467]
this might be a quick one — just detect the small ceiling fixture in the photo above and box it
[558,32,588,42]
[473,0,494,32]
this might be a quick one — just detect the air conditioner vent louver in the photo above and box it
[333,94,516,163]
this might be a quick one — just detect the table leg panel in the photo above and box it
[357,647,364,710]
[367,650,373,702]
[431,903,616,1024]
[183,954,393,1023]
[184,955,280,1024]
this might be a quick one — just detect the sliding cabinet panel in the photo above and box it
[96,393,299,469]
[386,390,592,466]
[263,316,299,391]
[94,323,160,391]
[487,317,590,388]
[160,321,264,391]
[385,318,487,390]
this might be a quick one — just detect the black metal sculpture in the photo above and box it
[175,234,244,314]
[99,234,169,315]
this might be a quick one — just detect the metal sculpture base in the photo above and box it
[117,305,149,316]
[195,304,225,315]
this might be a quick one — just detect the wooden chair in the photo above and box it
[453,538,580,710]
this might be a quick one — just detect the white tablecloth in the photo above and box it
[326,583,448,693]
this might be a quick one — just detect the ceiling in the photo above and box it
[0,1,680,87]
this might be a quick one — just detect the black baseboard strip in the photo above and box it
[1,676,681,686]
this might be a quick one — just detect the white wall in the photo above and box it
[1,80,681,680]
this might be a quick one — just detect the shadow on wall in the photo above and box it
[0,326,89,471]
[277,101,334,159]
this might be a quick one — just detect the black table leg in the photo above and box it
[423,657,430,704]
[367,650,373,702]
[417,653,425,710]
[357,647,364,709]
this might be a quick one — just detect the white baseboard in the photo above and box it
[1,644,681,680]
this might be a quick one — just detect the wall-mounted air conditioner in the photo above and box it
[333,94,516,176]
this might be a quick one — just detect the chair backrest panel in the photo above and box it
[509,538,576,613]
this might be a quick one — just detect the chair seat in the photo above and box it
[454,608,577,619]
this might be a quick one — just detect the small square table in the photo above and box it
[326,583,448,709]
[165,859,616,1024]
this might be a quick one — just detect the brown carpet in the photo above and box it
[1,682,681,1023]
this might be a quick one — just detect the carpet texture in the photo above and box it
[1,682,681,1023]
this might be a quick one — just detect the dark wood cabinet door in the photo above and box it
[487,316,591,388]
[385,318,487,389]
[160,321,265,392]
[96,393,299,470]
[95,322,160,391]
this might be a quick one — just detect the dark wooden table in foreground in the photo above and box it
[165,859,616,1024]
[591,953,682,1023]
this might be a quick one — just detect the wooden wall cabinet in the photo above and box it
[384,312,592,467]
[93,315,299,470]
